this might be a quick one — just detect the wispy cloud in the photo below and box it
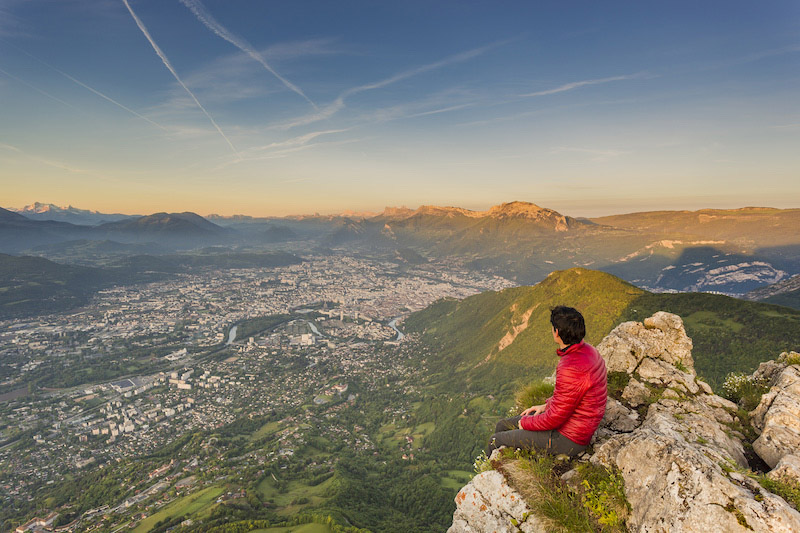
[210,131,357,170]
[0,0,25,38]
[550,146,629,161]
[122,0,236,152]
[178,0,315,108]
[276,41,505,129]
[252,129,348,152]
[0,141,22,152]
[522,73,649,97]
[358,89,478,123]
[405,103,475,119]
[276,99,346,130]
[728,44,800,67]
[0,141,105,178]
[143,38,341,120]
[349,44,499,94]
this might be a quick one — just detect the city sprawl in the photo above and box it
[0,254,512,531]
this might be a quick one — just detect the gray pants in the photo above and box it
[486,416,587,457]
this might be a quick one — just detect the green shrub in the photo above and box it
[721,372,771,411]
[606,372,630,400]
[576,462,630,530]
[785,353,800,366]
[515,380,555,412]
[758,476,800,510]
[473,451,492,474]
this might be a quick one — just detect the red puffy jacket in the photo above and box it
[519,341,607,445]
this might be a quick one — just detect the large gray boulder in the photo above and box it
[597,311,694,375]
[752,362,800,469]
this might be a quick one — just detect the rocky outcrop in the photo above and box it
[448,314,800,533]
[750,355,800,469]
[589,314,800,532]
[448,468,548,533]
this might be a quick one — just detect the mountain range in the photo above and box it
[4,200,800,297]
[12,202,134,225]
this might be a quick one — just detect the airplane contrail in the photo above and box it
[0,65,78,110]
[122,0,236,152]
[178,0,316,109]
[0,39,165,128]
[58,69,167,129]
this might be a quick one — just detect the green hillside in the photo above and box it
[405,268,800,391]
[404,269,644,391]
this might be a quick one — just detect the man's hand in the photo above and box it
[518,404,545,429]
[520,404,546,417]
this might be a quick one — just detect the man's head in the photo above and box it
[550,306,585,346]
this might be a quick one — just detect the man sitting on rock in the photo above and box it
[487,306,607,458]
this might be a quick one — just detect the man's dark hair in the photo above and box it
[550,306,585,345]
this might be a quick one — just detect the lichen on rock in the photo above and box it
[448,462,548,533]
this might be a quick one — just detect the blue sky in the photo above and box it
[1,1,798,216]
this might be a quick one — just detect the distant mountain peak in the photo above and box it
[380,201,567,221]
[338,209,378,218]
[375,201,582,233]
[486,201,550,218]
[413,205,482,218]
[97,211,227,237]
[19,202,100,215]
[379,206,416,220]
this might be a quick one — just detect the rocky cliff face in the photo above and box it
[448,312,800,532]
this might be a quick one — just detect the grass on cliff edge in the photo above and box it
[483,447,629,533]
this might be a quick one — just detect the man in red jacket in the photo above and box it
[486,306,607,457]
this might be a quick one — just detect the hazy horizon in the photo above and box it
[7,198,800,220]
[2,2,799,216]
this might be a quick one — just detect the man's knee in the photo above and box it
[486,434,497,457]
[495,416,519,433]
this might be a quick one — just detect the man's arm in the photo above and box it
[519,366,588,432]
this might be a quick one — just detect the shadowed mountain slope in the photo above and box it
[98,212,227,236]
[0,254,111,318]
[745,274,800,310]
